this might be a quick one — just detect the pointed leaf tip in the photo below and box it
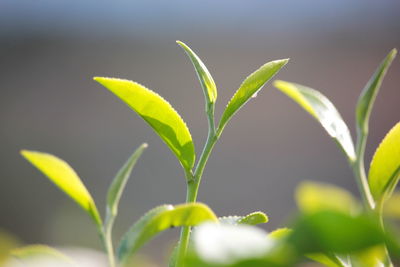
[356,49,397,136]
[20,150,102,226]
[106,143,148,218]
[218,58,288,134]
[274,80,356,162]
[94,77,195,172]
[177,41,217,104]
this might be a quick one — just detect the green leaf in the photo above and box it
[20,150,102,226]
[356,49,397,136]
[306,253,347,267]
[274,80,356,162]
[94,77,195,172]
[218,59,288,134]
[118,203,218,264]
[106,143,147,218]
[219,211,268,226]
[238,212,268,225]
[268,228,292,240]
[296,181,359,215]
[383,191,400,219]
[288,210,384,254]
[177,41,217,105]
[368,122,400,203]
[10,245,76,265]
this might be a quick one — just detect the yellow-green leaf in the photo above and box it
[219,211,268,226]
[296,181,359,215]
[20,150,101,226]
[118,203,218,264]
[218,59,288,134]
[356,49,397,136]
[383,191,400,219]
[368,122,400,203]
[94,77,195,172]
[11,245,76,265]
[274,80,356,162]
[177,41,217,105]
[107,143,147,219]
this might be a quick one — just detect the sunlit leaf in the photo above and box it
[20,150,102,226]
[383,191,400,219]
[356,49,397,136]
[368,122,400,203]
[107,143,147,218]
[218,59,288,134]
[274,80,356,162]
[118,203,218,264]
[288,210,384,254]
[10,245,76,265]
[307,253,347,267]
[296,181,359,215]
[219,211,268,226]
[177,41,217,105]
[268,228,292,240]
[351,245,386,267]
[94,77,195,172]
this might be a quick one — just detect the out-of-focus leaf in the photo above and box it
[351,245,386,267]
[20,150,102,226]
[384,191,400,219]
[0,230,20,264]
[219,211,268,226]
[268,228,292,240]
[368,122,400,203]
[274,80,356,162]
[177,41,217,105]
[307,253,347,267]
[356,49,397,136]
[94,77,195,172]
[296,181,359,215]
[107,143,147,218]
[190,223,273,265]
[10,245,76,265]
[117,203,217,264]
[288,210,384,254]
[218,59,288,134]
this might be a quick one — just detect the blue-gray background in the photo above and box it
[1,0,399,264]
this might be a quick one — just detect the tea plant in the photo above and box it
[11,43,400,267]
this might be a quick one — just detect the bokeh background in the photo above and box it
[1,0,399,264]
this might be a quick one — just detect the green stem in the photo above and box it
[101,215,117,267]
[353,129,375,211]
[354,129,392,266]
[176,105,218,267]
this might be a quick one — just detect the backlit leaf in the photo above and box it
[274,80,356,162]
[94,77,195,172]
[356,49,397,136]
[11,245,76,265]
[21,150,101,226]
[219,211,268,226]
[218,59,288,134]
[118,203,217,264]
[296,181,359,215]
[107,143,147,218]
[288,210,384,254]
[368,122,400,203]
[177,41,217,105]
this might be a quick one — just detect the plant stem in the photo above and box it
[354,129,393,266]
[176,104,218,267]
[100,216,116,267]
[353,129,375,211]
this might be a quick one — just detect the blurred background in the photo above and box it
[0,0,399,264]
